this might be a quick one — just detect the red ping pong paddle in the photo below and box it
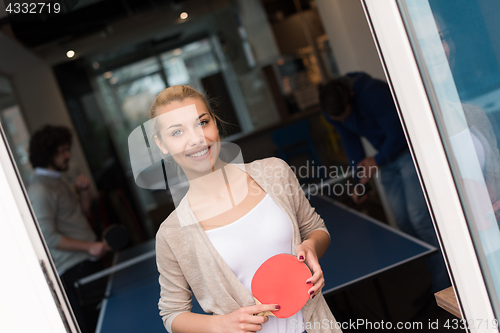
[251,253,312,318]
[102,224,130,251]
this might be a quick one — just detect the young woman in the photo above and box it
[152,85,341,333]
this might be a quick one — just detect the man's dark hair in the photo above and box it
[319,78,353,117]
[29,125,73,168]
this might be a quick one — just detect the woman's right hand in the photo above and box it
[216,303,280,333]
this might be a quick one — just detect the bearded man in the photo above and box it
[27,125,108,333]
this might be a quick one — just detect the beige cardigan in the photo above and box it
[156,157,342,333]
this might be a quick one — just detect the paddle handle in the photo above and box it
[253,298,276,317]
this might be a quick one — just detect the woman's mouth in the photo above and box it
[186,146,211,160]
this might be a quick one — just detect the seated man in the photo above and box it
[27,125,108,333]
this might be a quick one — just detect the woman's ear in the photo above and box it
[154,134,169,155]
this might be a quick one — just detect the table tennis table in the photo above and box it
[93,194,436,333]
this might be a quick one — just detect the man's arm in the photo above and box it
[28,186,64,249]
[58,236,108,257]
[28,183,108,258]
[67,176,108,256]
[330,122,373,204]
[331,121,366,168]
[75,175,92,218]
[322,110,366,167]
[367,81,408,165]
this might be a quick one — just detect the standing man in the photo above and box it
[319,72,450,293]
[27,125,108,333]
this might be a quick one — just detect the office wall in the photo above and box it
[0,32,95,192]
[315,0,386,81]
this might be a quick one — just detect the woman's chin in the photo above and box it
[184,159,218,176]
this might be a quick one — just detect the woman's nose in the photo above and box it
[187,127,205,145]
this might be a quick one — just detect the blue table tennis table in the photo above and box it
[94,194,436,333]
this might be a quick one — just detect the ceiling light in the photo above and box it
[66,50,75,58]
[180,12,188,20]
[103,71,113,79]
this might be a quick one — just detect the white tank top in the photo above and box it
[205,194,305,333]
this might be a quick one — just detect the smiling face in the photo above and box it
[153,97,221,176]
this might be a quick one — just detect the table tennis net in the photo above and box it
[75,250,156,300]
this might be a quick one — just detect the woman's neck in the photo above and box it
[186,161,247,206]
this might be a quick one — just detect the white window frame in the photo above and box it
[361,1,497,332]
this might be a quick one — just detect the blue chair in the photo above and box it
[272,120,327,183]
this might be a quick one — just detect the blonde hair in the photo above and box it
[149,85,227,133]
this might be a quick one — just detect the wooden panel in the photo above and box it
[435,286,462,318]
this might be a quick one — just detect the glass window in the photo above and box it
[93,59,167,224]
[160,38,220,92]
[115,74,166,129]
[109,57,161,86]
[400,0,500,315]
[95,58,166,159]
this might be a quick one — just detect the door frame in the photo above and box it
[361,0,497,330]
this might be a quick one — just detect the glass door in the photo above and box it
[363,0,500,330]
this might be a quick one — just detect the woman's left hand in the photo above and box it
[296,241,325,300]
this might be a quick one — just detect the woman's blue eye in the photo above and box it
[170,120,207,136]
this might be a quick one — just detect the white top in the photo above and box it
[205,194,305,332]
